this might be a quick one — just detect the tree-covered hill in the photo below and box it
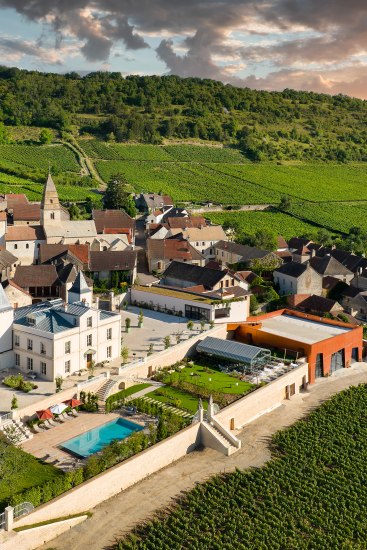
[1,67,367,163]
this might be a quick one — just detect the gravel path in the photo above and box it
[38,362,367,550]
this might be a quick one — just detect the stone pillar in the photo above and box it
[109,291,114,312]
[95,297,99,310]
[207,394,214,422]
[198,398,204,422]
[5,506,13,531]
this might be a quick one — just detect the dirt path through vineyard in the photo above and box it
[38,363,367,550]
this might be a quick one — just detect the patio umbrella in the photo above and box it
[36,409,53,420]
[62,398,83,407]
[49,403,68,415]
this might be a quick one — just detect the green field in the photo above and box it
[0,450,62,512]
[147,363,254,413]
[0,182,97,202]
[206,210,328,239]
[117,383,367,550]
[0,144,80,172]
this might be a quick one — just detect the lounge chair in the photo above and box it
[48,418,60,427]
[44,420,54,429]
[60,412,72,422]
[33,424,46,433]
[70,409,80,417]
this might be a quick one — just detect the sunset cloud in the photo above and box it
[0,0,366,97]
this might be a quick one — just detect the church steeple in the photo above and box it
[41,173,61,226]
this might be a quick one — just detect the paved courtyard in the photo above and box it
[117,306,207,362]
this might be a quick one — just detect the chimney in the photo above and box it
[306,260,310,269]
[359,267,363,275]
[61,302,67,312]
[199,224,204,230]
[311,249,316,257]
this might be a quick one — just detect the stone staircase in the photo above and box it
[96,380,113,400]
[0,418,33,443]
[209,424,238,455]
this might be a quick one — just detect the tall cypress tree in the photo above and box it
[104,173,130,210]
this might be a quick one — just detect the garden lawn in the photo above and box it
[164,363,254,394]
[0,450,63,512]
[146,386,206,414]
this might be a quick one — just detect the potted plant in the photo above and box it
[125,318,131,332]
[11,394,18,410]
[123,300,128,310]
[55,376,63,393]
[187,320,194,331]
[138,309,144,328]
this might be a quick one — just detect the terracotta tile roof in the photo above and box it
[277,236,288,249]
[275,250,292,261]
[181,284,210,293]
[168,216,207,229]
[68,245,89,264]
[0,248,18,268]
[5,194,29,209]
[103,227,132,234]
[322,276,341,290]
[12,265,61,287]
[250,285,267,295]
[13,204,40,222]
[148,238,204,261]
[235,270,258,284]
[89,250,137,272]
[92,209,135,234]
[152,210,163,216]
[2,279,31,296]
[149,223,169,237]
[340,313,362,325]
[162,195,173,206]
[5,225,45,242]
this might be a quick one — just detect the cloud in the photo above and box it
[1,0,367,97]
[0,36,74,64]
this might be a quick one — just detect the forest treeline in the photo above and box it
[1,66,367,162]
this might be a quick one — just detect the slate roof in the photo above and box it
[14,301,74,334]
[343,256,367,273]
[69,271,90,295]
[162,261,227,288]
[312,254,352,277]
[89,250,137,272]
[297,295,343,313]
[215,240,272,261]
[93,209,135,234]
[5,225,45,242]
[331,249,352,264]
[341,286,360,299]
[0,282,12,312]
[274,261,308,278]
[288,237,312,249]
[52,301,92,317]
[13,204,40,222]
[12,265,62,287]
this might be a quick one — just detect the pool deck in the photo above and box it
[21,411,152,471]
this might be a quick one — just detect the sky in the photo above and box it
[1,0,367,98]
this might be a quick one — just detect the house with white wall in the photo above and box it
[11,272,121,381]
[5,225,46,265]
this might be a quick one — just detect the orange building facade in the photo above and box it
[229,309,363,384]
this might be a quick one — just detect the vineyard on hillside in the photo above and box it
[287,202,367,234]
[206,210,329,240]
[117,384,367,550]
[0,182,97,202]
[95,160,286,204]
[163,145,248,163]
[209,164,367,203]
[0,144,80,172]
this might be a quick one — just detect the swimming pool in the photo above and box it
[60,417,144,458]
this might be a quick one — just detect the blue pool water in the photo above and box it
[60,418,144,458]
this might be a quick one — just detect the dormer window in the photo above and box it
[26,316,35,326]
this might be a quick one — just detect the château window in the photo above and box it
[14,244,18,250]
[50,212,55,220]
